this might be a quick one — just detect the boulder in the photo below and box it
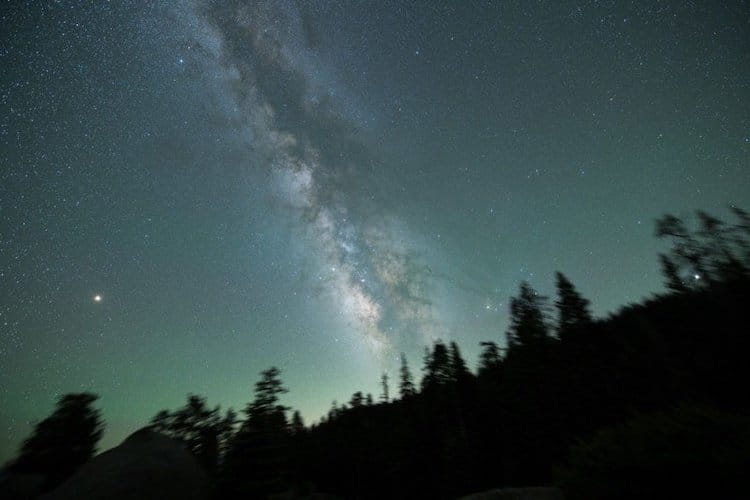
[41,427,210,500]
[459,487,564,500]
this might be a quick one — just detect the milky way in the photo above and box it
[190,0,442,359]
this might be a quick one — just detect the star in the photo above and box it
[93,294,102,303]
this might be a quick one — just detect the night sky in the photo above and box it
[1,0,749,460]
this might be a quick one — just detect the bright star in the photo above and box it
[93,294,102,303]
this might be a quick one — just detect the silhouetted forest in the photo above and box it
[5,208,750,499]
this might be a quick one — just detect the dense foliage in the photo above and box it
[556,406,750,500]
[230,208,750,498]
[8,392,104,489]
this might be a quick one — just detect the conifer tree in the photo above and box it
[422,341,452,389]
[554,272,592,340]
[380,373,390,403]
[507,281,550,349]
[244,367,288,431]
[478,341,502,375]
[11,392,104,488]
[223,367,289,497]
[290,410,305,435]
[449,341,471,382]
[399,353,416,398]
[149,395,227,472]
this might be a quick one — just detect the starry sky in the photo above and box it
[1,0,749,460]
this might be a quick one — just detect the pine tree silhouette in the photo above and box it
[222,367,290,498]
[11,392,104,489]
[478,341,502,375]
[554,272,592,340]
[506,281,550,349]
[380,373,390,403]
[399,353,416,398]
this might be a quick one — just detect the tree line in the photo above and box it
[5,208,750,499]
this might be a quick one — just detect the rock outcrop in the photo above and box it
[459,487,564,500]
[41,427,210,500]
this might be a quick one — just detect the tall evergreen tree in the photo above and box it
[506,281,550,349]
[449,341,471,382]
[244,366,289,431]
[290,410,305,435]
[149,394,226,472]
[11,392,104,488]
[175,395,220,471]
[399,353,416,399]
[478,341,502,376]
[422,341,453,389]
[554,272,592,340]
[223,367,290,498]
[380,373,390,403]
